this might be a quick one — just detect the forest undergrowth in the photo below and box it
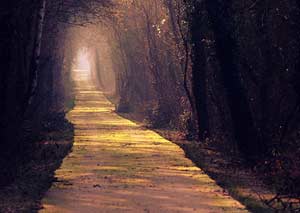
[0,112,74,213]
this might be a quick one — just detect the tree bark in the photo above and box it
[188,1,210,140]
[24,0,47,113]
[204,0,264,157]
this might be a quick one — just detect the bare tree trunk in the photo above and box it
[166,0,196,114]
[24,0,46,112]
[188,1,210,140]
[204,0,264,158]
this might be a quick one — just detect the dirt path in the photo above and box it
[40,70,248,213]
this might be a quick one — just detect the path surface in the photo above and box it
[40,70,248,213]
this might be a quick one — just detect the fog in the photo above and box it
[75,48,91,71]
[68,25,116,94]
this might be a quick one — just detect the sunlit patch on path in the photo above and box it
[40,69,248,213]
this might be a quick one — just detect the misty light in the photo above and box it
[76,48,91,71]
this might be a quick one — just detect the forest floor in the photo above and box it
[0,113,74,213]
[38,70,248,212]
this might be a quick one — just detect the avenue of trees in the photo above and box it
[1,0,300,205]
[0,0,112,185]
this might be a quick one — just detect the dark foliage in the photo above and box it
[185,0,300,204]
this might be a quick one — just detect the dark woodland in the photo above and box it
[0,0,300,212]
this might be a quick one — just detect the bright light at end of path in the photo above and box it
[75,49,91,72]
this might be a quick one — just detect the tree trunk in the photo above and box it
[24,0,47,113]
[204,0,264,157]
[188,1,210,140]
